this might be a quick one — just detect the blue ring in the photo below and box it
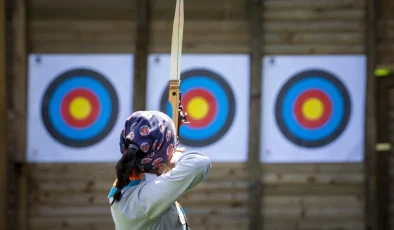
[166,101,173,119]
[49,76,112,140]
[274,69,351,148]
[159,69,236,147]
[282,77,343,141]
[179,76,228,140]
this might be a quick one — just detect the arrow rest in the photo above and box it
[178,91,189,128]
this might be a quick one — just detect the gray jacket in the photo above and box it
[108,151,211,229]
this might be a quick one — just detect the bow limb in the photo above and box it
[168,0,187,138]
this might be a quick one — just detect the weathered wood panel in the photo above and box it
[388,88,394,230]
[28,0,249,53]
[28,0,137,53]
[149,0,248,53]
[28,163,248,230]
[0,0,8,228]
[246,0,263,228]
[29,20,137,53]
[261,163,364,230]
[25,1,367,230]
[29,0,366,54]
[28,162,363,230]
[8,1,29,230]
[6,0,18,229]
[263,0,366,54]
[375,78,394,230]
[378,0,394,66]
[391,156,394,230]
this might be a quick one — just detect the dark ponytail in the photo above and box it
[111,146,143,205]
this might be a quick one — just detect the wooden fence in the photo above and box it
[3,0,393,229]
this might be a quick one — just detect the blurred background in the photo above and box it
[0,0,393,230]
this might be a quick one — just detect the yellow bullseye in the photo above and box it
[187,97,209,120]
[69,97,92,120]
[302,98,323,121]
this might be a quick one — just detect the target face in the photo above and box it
[275,69,351,148]
[41,69,119,147]
[160,69,235,146]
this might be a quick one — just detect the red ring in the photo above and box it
[182,88,217,128]
[293,89,332,129]
[61,88,100,128]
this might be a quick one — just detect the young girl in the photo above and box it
[108,111,211,230]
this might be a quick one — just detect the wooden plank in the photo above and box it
[33,192,363,210]
[10,2,29,230]
[246,0,262,229]
[29,20,136,31]
[264,21,365,32]
[265,32,363,44]
[392,154,394,230]
[28,0,368,55]
[27,162,244,179]
[30,216,115,230]
[152,32,364,46]
[262,222,363,230]
[30,0,137,21]
[29,19,137,53]
[30,42,136,53]
[31,193,363,211]
[27,161,365,230]
[263,9,364,21]
[263,0,365,9]
[16,164,28,230]
[0,0,7,229]
[375,76,394,230]
[30,0,133,9]
[264,44,365,55]
[262,0,365,55]
[28,204,364,220]
[28,203,363,220]
[28,162,362,181]
[152,0,245,12]
[29,216,247,230]
[364,0,379,228]
[28,178,363,197]
[132,0,150,111]
[11,0,27,162]
[150,42,248,53]
[30,167,363,184]
[29,20,136,42]
[26,206,364,229]
[378,4,394,67]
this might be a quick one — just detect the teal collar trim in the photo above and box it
[107,180,141,198]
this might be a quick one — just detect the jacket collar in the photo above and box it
[142,173,158,182]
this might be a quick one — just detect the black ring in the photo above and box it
[160,69,236,147]
[41,68,119,147]
[275,69,351,148]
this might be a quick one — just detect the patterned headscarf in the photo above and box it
[119,111,178,172]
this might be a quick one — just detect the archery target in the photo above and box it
[146,54,249,162]
[27,54,133,162]
[159,69,236,147]
[261,55,366,163]
[275,69,351,148]
[41,69,119,147]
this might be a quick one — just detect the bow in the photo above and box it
[168,0,187,138]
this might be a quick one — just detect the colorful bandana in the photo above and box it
[119,111,177,172]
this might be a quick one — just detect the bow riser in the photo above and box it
[168,80,181,136]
